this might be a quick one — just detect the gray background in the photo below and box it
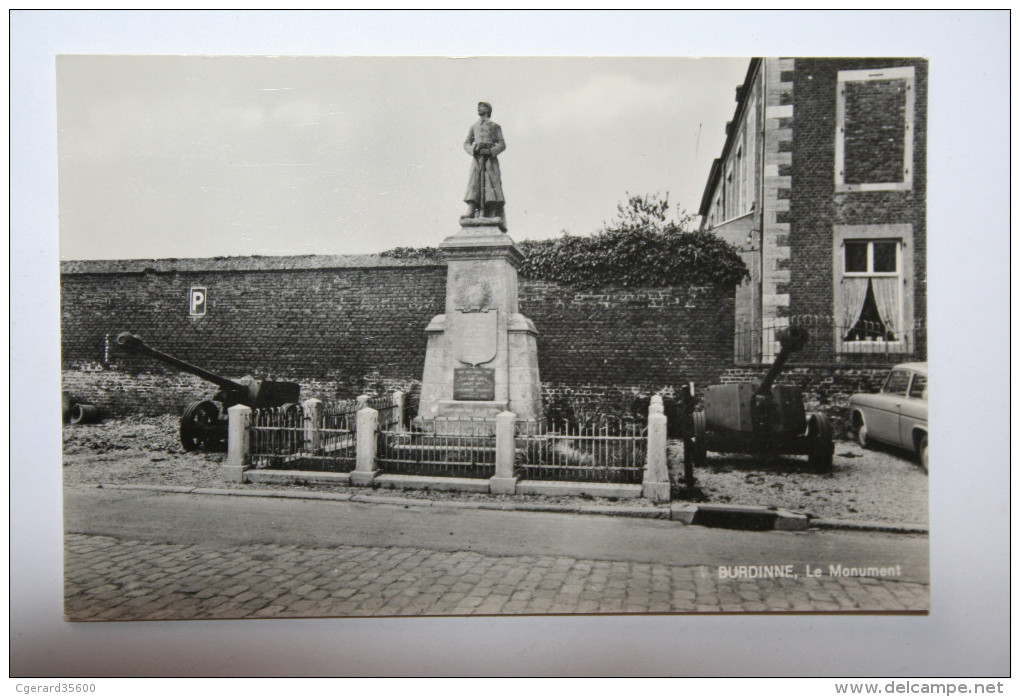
[12,10,1010,676]
[56,54,748,260]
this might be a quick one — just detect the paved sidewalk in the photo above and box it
[65,533,929,620]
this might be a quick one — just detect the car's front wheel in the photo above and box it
[854,414,872,449]
[918,434,928,474]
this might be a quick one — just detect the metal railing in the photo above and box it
[249,403,306,468]
[377,418,497,479]
[367,394,401,430]
[314,401,358,469]
[735,315,926,364]
[514,418,647,484]
[234,397,670,498]
[248,393,403,472]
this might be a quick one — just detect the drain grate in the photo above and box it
[691,508,777,531]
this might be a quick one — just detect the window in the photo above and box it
[841,240,900,341]
[835,67,915,192]
[735,145,745,214]
[908,373,927,399]
[724,163,734,220]
[832,224,914,354]
[746,96,757,205]
[882,369,910,395]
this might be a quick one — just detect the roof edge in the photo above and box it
[60,253,444,275]
[698,58,762,220]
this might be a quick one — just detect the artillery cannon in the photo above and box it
[115,332,301,451]
[682,326,833,473]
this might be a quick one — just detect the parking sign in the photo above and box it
[189,286,207,316]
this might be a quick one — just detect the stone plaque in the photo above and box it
[454,367,496,401]
[452,309,497,367]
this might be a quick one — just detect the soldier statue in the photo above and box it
[462,101,507,231]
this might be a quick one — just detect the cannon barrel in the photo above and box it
[115,332,248,394]
[755,326,809,396]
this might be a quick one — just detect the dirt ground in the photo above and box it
[62,415,227,489]
[62,415,928,526]
[669,441,928,525]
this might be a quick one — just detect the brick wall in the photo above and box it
[789,58,928,362]
[61,264,447,382]
[61,258,735,418]
[519,281,733,390]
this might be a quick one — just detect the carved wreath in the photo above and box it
[457,281,492,312]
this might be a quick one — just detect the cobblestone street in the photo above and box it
[65,532,929,620]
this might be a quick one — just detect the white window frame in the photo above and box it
[737,144,747,215]
[835,66,915,193]
[746,96,757,210]
[842,239,900,278]
[724,162,734,220]
[832,224,914,354]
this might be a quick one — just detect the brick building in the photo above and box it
[699,58,927,365]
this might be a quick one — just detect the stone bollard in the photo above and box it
[642,395,670,502]
[223,404,252,483]
[356,394,370,410]
[351,405,378,486]
[490,410,518,495]
[392,390,405,431]
[302,398,322,455]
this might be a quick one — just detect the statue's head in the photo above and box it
[477,101,492,117]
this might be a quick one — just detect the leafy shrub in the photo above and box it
[379,246,444,263]
[381,193,749,288]
[517,226,747,287]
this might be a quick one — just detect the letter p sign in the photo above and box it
[189,286,207,316]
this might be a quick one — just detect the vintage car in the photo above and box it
[849,362,928,473]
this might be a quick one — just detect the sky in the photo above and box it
[57,55,748,260]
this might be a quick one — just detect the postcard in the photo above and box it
[58,55,930,624]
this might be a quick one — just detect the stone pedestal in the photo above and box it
[418,221,542,425]
[489,410,519,494]
[642,395,671,502]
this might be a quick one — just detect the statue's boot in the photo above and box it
[485,203,507,231]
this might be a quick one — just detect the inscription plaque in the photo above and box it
[454,367,496,401]
[452,309,497,367]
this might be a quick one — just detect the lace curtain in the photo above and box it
[871,277,900,334]
[841,277,870,331]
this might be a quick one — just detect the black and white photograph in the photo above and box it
[57,53,931,622]
[12,10,1010,678]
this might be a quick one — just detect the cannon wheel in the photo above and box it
[685,410,708,469]
[853,411,872,449]
[180,400,225,452]
[807,413,834,473]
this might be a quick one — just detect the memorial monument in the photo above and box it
[417,102,542,428]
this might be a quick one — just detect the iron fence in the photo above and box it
[367,394,401,430]
[515,418,647,484]
[247,399,651,485]
[312,401,358,470]
[248,393,402,472]
[377,418,496,479]
[249,403,306,469]
[735,315,926,364]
